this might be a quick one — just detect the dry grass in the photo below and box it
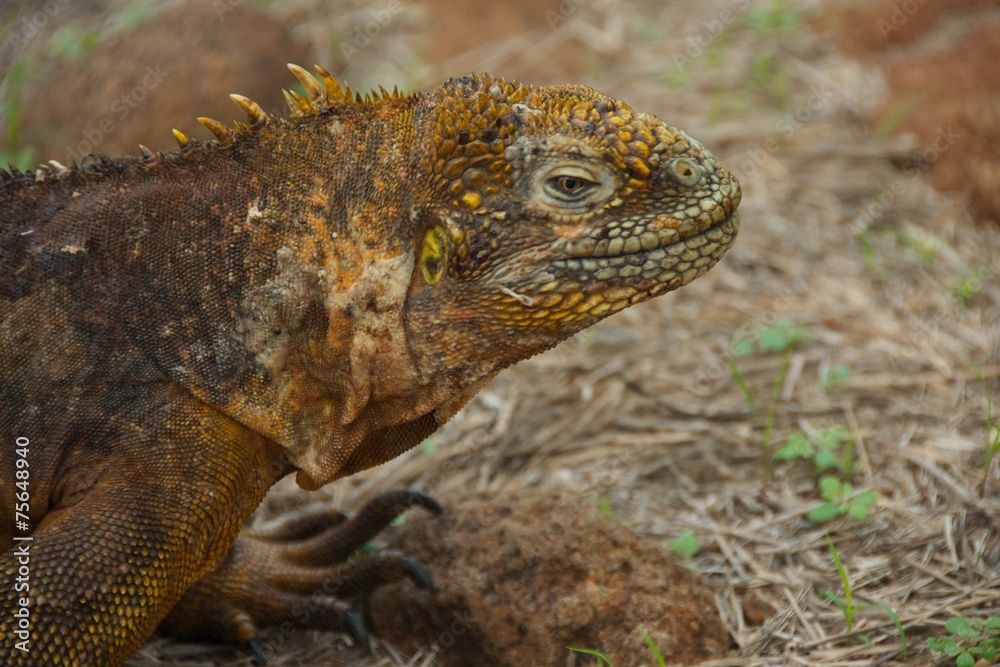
[26,0,995,664]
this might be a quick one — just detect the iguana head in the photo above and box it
[402,74,740,396]
[193,67,739,487]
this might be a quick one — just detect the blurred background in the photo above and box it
[1,1,998,666]
[1,0,998,223]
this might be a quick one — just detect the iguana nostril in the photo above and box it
[667,157,704,187]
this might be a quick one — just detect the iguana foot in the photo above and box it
[159,489,442,660]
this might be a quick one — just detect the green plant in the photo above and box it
[729,319,808,461]
[641,630,666,667]
[822,536,858,633]
[927,616,1000,667]
[978,365,1000,495]
[740,0,800,107]
[44,25,100,62]
[671,532,699,559]
[592,496,615,519]
[728,349,790,461]
[821,537,907,653]
[856,231,882,279]
[1,55,35,172]
[631,19,664,44]
[952,263,989,308]
[821,363,851,392]
[567,646,614,666]
[0,146,36,172]
[775,426,877,523]
[733,318,809,356]
[775,426,851,474]
[809,476,878,523]
[745,0,802,32]
[568,630,667,667]
[899,228,940,267]
[747,52,790,106]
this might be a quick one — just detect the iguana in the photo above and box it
[0,64,741,666]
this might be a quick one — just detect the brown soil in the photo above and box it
[821,0,995,54]
[416,0,590,84]
[821,0,1000,223]
[367,488,730,667]
[9,0,310,161]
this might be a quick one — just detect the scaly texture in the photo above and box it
[0,65,740,666]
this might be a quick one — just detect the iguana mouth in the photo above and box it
[550,212,739,284]
[495,212,738,323]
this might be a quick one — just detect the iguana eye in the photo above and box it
[534,163,616,211]
[546,175,596,200]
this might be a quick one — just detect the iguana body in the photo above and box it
[0,65,740,665]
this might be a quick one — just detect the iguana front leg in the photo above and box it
[160,489,441,658]
[0,388,287,667]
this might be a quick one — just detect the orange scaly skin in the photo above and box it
[0,65,740,665]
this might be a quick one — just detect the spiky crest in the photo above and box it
[2,63,424,183]
[172,129,191,149]
[138,145,158,166]
[197,117,233,144]
[230,94,268,127]
[287,63,327,108]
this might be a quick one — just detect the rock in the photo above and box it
[369,488,730,666]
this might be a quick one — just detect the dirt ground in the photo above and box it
[3,0,999,665]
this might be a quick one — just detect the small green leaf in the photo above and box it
[757,319,809,353]
[641,630,666,667]
[822,364,852,391]
[872,602,907,657]
[957,652,975,667]
[854,490,878,508]
[982,643,998,660]
[812,448,840,473]
[818,588,846,611]
[818,475,845,501]
[776,432,811,460]
[568,647,614,667]
[946,617,975,637]
[808,502,842,523]
[672,532,699,559]
[594,497,615,518]
[985,617,1000,631]
[927,636,959,656]
[815,426,849,449]
[732,339,754,357]
[847,500,871,520]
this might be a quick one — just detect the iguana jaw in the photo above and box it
[477,213,738,332]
